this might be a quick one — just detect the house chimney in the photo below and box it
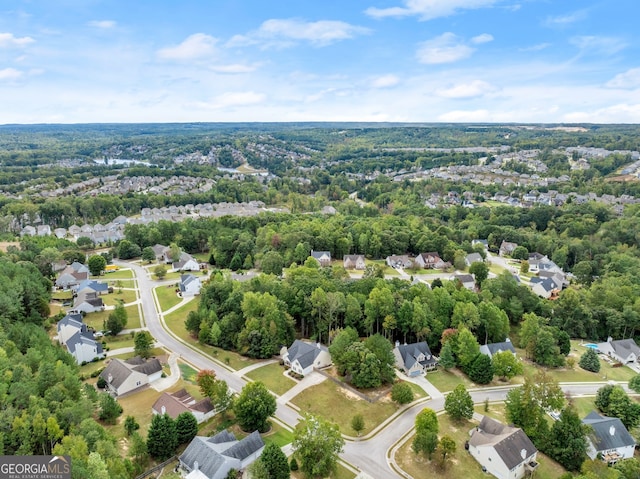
[107,373,113,383]
[607,336,613,343]
[161,405,166,414]
[610,426,616,436]
[395,340,400,348]
[194,461,199,471]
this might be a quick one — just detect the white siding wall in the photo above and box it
[116,371,148,395]
[470,445,510,479]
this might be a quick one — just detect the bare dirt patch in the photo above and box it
[0,241,19,252]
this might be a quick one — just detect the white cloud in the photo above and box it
[563,103,640,123]
[0,67,23,81]
[437,80,495,98]
[519,43,551,52]
[416,32,474,64]
[606,68,640,89]
[544,10,587,27]
[0,32,35,48]
[88,20,116,29]
[570,36,627,55]
[365,0,497,21]
[471,33,493,44]
[210,63,258,74]
[157,33,217,60]
[228,18,370,48]
[191,91,266,109]
[371,74,400,88]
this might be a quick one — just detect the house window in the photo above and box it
[136,381,141,386]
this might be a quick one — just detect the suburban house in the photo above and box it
[452,273,476,291]
[465,252,484,267]
[74,279,109,295]
[343,254,366,270]
[414,252,445,269]
[151,244,171,263]
[152,389,216,424]
[596,337,640,364]
[70,290,105,314]
[57,313,87,345]
[386,254,414,269]
[499,241,518,257]
[472,239,489,250]
[99,356,163,396]
[311,250,332,267]
[66,330,105,364]
[468,416,538,479]
[582,411,636,464]
[179,430,264,479]
[480,339,517,358]
[179,274,202,297]
[173,252,200,272]
[393,341,437,376]
[55,262,90,289]
[529,277,559,299]
[528,253,563,274]
[281,339,332,376]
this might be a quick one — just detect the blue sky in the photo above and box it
[1,0,639,123]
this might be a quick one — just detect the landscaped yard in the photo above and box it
[426,369,474,392]
[395,413,566,479]
[102,289,138,307]
[52,290,73,300]
[95,268,134,280]
[291,379,399,436]
[246,363,296,396]
[155,285,182,312]
[83,304,142,331]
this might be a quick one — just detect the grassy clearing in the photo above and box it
[291,464,355,479]
[96,269,134,280]
[52,291,74,300]
[103,334,135,350]
[179,363,199,383]
[291,380,398,436]
[49,303,63,317]
[396,413,566,479]
[102,289,137,307]
[155,285,182,312]
[404,380,428,399]
[83,304,141,331]
[246,363,296,396]
[261,422,294,447]
[369,259,399,276]
[426,369,474,392]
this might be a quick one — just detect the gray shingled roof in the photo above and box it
[66,330,102,355]
[100,359,133,389]
[530,276,557,292]
[180,436,226,478]
[286,340,325,369]
[583,411,635,452]
[131,358,162,375]
[396,342,437,370]
[223,431,264,460]
[480,341,516,357]
[470,417,537,470]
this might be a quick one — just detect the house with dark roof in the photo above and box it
[583,411,635,464]
[596,337,640,364]
[55,263,90,289]
[152,389,216,424]
[529,277,559,299]
[281,340,331,376]
[179,430,264,479]
[452,273,476,291]
[74,279,109,295]
[393,341,437,376]
[66,330,105,364]
[57,313,86,345]
[70,290,104,314]
[479,339,517,358]
[173,252,199,272]
[179,274,202,297]
[99,356,163,396]
[343,254,366,270]
[151,244,171,263]
[465,252,484,267]
[310,250,331,267]
[469,416,538,479]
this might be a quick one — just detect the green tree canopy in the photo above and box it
[445,384,473,421]
[293,414,344,479]
[233,381,276,432]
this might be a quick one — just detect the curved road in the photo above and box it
[116,260,624,478]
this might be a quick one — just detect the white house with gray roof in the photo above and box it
[583,411,635,464]
[179,274,202,297]
[66,330,105,364]
[172,252,199,272]
[281,340,332,376]
[179,430,264,479]
[99,356,162,396]
[480,339,517,359]
[469,416,538,479]
[393,341,437,376]
[596,337,640,364]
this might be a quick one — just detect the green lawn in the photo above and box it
[154,271,183,281]
[404,380,428,400]
[102,334,135,350]
[291,379,399,436]
[155,285,183,312]
[96,269,134,280]
[369,259,399,276]
[291,464,356,479]
[261,422,294,447]
[179,362,199,383]
[102,289,138,307]
[83,304,141,331]
[396,413,566,479]
[246,363,296,396]
[52,290,73,300]
[426,369,474,392]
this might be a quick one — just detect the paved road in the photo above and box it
[116,259,624,479]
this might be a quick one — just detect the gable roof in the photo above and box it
[609,339,640,359]
[173,252,197,269]
[286,340,326,369]
[343,254,365,262]
[152,389,214,418]
[67,330,103,355]
[180,274,201,292]
[99,356,161,389]
[453,273,474,284]
[311,250,331,261]
[583,411,635,451]
[57,313,85,332]
[395,342,436,370]
[470,416,537,470]
[530,277,557,292]
[76,279,109,293]
[466,253,484,264]
[180,430,264,479]
[480,340,516,356]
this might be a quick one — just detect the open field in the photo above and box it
[246,363,296,396]
[102,289,138,306]
[426,369,474,392]
[93,269,134,280]
[83,304,141,331]
[291,379,399,436]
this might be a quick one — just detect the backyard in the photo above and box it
[83,304,142,331]
[245,363,296,396]
[155,285,183,312]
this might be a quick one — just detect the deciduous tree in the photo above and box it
[133,331,153,359]
[293,414,344,479]
[233,382,276,432]
[88,255,107,276]
[445,384,473,421]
